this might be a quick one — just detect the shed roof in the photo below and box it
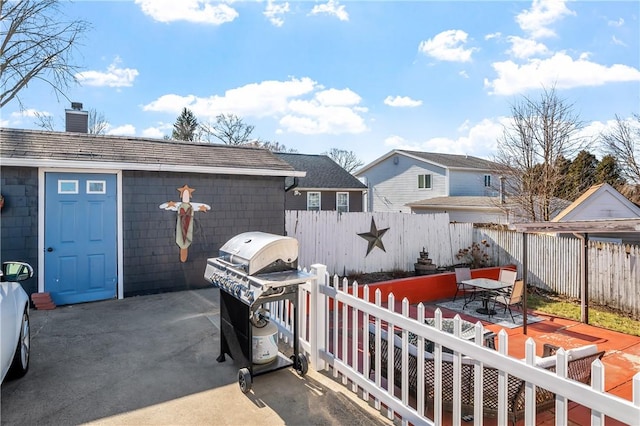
[0,128,303,177]
[406,196,506,211]
[275,153,367,190]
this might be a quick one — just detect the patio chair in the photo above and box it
[452,267,484,307]
[498,269,518,287]
[489,279,525,322]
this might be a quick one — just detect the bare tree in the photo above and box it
[601,113,640,184]
[88,108,109,135]
[324,148,364,173]
[33,111,55,130]
[200,113,255,145]
[253,140,297,153]
[494,87,588,221]
[0,0,90,108]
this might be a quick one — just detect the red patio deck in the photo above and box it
[343,267,640,425]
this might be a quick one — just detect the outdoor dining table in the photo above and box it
[460,277,513,315]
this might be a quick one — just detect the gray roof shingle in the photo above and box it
[0,128,296,175]
[275,153,367,190]
[398,150,497,170]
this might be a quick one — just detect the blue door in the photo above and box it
[45,172,117,305]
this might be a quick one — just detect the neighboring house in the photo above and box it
[551,183,640,244]
[275,153,367,212]
[0,114,303,305]
[356,150,501,214]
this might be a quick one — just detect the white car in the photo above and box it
[1,261,32,383]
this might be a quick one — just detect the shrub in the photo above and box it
[456,240,492,268]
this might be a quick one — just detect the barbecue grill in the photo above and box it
[204,231,314,393]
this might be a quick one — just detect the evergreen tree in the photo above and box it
[553,155,572,199]
[172,108,199,141]
[595,155,625,188]
[567,150,598,199]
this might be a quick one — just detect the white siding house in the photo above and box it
[551,183,640,244]
[356,150,501,214]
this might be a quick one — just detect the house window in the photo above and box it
[418,174,432,189]
[484,175,491,187]
[307,192,321,211]
[336,192,349,213]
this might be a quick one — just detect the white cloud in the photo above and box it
[608,18,624,28]
[515,0,575,39]
[76,57,139,88]
[485,52,640,95]
[12,109,46,118]
[134,0,238,24]
[418,30,476,62]
[107,124,136,136]
[143,77,368,135]
[264,0,289,27]
[384,118,506,159]
[309,0,349,21]
[281,90,368,134]
[612,36,626,47]
[459,70,469,79]
[315,88,361,106]
[507,36,549,59]
[485,32,501,41]
[383,95,422,108]
[142,126,168,139]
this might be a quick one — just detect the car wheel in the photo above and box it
[7,307,30,380]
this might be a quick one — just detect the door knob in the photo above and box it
[46,247,54,252]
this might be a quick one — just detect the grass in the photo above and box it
[527,291,640,337]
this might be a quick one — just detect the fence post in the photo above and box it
[310,264,327,371]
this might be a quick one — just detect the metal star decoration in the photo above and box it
[358,218,390,256]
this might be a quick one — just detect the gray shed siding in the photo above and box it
[0,166,286,298]
[0,167,39,295]
[363,156,447,213]
[122,171,285,296]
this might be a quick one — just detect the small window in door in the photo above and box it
[58,180,79,194]
[87,180,106,194]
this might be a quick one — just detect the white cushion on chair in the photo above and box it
[566,344,598,360]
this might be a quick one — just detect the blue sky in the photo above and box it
[2,0,639,165]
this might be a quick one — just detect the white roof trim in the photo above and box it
[1,157,306,178]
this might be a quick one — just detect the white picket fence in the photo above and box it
[475,228,640,319]
[267,264,640,426]
[285,211,472,275]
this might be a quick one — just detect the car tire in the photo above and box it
[7,307,30,380]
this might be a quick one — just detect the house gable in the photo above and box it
[552,183,640,222]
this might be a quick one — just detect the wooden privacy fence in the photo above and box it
[285,211,472,275]
[269,265,640,426]
[475,227,640,319]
